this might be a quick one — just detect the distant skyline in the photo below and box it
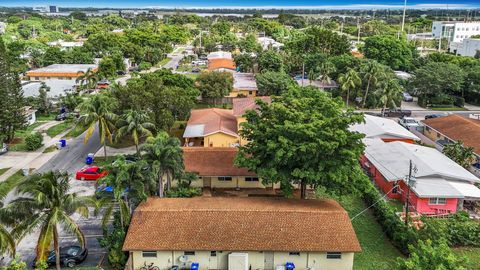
[1,0,480,9]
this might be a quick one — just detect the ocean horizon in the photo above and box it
[1,0,480,9]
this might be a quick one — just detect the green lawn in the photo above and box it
[0,167,11,177]
[65,124,88,139]
[6,170,27,183]
[339,195,403,270]
[158,57,172,66]
[8,122,45,151]
[453,247,480,270]
[387,199,404,212]
[429,106,467,111]
[42,145,57,153]
[36,113,56,121]
[46,120,74,137]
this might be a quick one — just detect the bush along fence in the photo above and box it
[357,168,480,267]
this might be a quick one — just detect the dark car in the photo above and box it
[381,108,412,118]
[116,70,126,75]
[424,114,445,120]
[55,113,67,121]
[364,112,383,117]
[34,246,87,268]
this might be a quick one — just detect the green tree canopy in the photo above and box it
[258,50,283,72]
[256,71,296,96]
[442,141,476,169]
[397,240,467,270]
[235,87,365,198]
[363,35,413,70]
[412,62,465,101]
[196,71,233,99]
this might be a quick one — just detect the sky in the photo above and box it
[0,0,479,9]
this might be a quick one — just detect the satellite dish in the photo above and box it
[178,255,188,263]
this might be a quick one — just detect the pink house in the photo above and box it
[361,139,480,215]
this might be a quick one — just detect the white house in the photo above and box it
[432,21,480,43]
[23,107,37,126]
[257,37,284,51]
[350,114,420,143]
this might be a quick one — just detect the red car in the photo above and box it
[75,166,107,181]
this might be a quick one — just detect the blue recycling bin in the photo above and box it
[286,262,295,270]
[85,156,93,165]
[60,139,66,147]
[190,263,199,270]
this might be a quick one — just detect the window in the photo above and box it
[436,133,441,139]
[289,252,300,256]
[142,251,157,257]
[35,77,39,80]
[326,252,342,259]
[210,251,217,257]
[425,126,431,132]
[184,251,195,256]
[245,177,259,182]
[249,91,253,95]
[429,198,446,205]
[218,176,232,181]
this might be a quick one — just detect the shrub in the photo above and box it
[165,187,201,198]
[25,132,43,151]
[421,213,480,247]
[454,96,465,107]
[138,61,152,71]
[99,212,128,270]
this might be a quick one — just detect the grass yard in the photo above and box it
[6,170,28,183]
[8,122,45,151]
[0,167,11,177]
[453,247,480,270]
[36,113,56,121]
[158,57,172,66]
[65,123,88,139]
[387,199,404,212]
[429,106,467,111]
[338,195,403,270]
[42,145,57,153]
[46,120,74,137]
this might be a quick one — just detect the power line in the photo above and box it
[350,184,399,221]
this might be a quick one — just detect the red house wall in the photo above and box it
[382,138,415,144]
[360,155,401,200]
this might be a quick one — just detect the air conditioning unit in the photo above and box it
[228,253,248,270]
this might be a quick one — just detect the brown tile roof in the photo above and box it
[232,96,272,117]
[422,114,480,154]
[123,197,362,253]
[183,147,256,176]
[208,58,236,71]
[184,108,238,137]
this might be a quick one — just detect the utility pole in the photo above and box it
[404,160,414,225]
[357,18,361,43]
[401,0,407,33]
[301,62,305,87]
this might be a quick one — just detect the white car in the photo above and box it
[0,143,7,155]
[398,117,420,129]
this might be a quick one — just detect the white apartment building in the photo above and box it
[450,38,480,57]
[432,21,480,43]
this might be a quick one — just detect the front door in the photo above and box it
[209,253,218,269]
[203,177,212,188]
[264,252,274,270]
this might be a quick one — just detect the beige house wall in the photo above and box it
[204,133,239,147]
[130,251,355,270]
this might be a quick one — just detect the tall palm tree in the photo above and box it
[141,132,184,197]
[6,171,93,270]
[360,61,382,108]
[338,68,361,108]
[375,77,403,111]
[116,110,155,156]
[76,68,99,90]
[79,94,117,158]
[318,61,336,85]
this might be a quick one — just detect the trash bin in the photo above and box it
[60,139,66,147]
[190,263,199,270]
[285,262,295,270]
[22,168,29,176]
[56,141,63,150]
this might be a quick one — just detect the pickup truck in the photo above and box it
[381,108,412,118]
[398,117,420,129]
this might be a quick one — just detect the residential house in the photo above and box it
[182,147,269,189]
[207,51,236,72]
[422,114,480,162]
[22,80,77,100]
[26,64,98,81]
[24,106,37,126]
[350,114,420,143]
[360,139,480,215]
[257,37,284,51]
[47,40,84,50]
[230,73,257,97]
[183,108,239,147]
[295,78,338,90]
[123,197,361,270]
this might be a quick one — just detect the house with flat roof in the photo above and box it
[361,139,480,215]
[207,51,236,72]
[22,80,77,99]
[295,78,338,90]
[230,73,257,97]
[422,114,480,162]
[26,64,98,81]
[350,114,420,143]
[123,197,361,270]
[257,37,284,51]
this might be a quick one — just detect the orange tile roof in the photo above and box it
[183,147,255,176]
[422,114,480,154]
[123,197,362,252]
[208,58,236,71]
[232,96,271,117]
[185,108,238,137]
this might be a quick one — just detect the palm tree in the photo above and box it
[338,68,361,108]
[76,68,99,90]
[375,77,403,111]
[360,61,382,108]
[141,132,184,197]
[79,94,117,158]
[318,61,336,85]
[116,110,155,156]
[443,141,476,168]
[0,175,22,256]
[6,171,93,270]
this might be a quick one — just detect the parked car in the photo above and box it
[75,166,107,181]
[55,113,67,121]
[398,117,420,129]
[381,108,412,118]
[55,112,80,121]
[425,114,446,119]
[364,112,383,117]
[95,183,129,200]
[0,143,7,155]
[33,246,88,268]
[403,92,414,102]
[116,70,126,75]
[192,68,201,73]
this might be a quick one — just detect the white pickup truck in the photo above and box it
[398,117,420,130]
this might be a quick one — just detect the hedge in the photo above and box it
[25,132,43,151]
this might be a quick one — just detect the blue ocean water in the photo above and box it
[0,0,479,9]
